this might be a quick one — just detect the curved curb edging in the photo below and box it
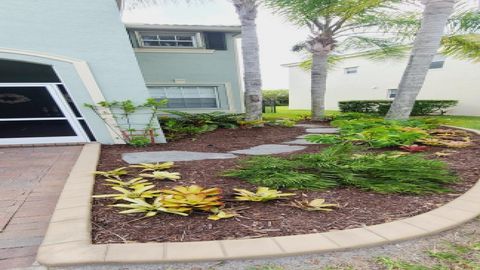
[36,128,480,266]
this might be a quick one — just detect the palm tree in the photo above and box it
[233,0,263,121]
[385,0,456,120]
[265,0,419,121]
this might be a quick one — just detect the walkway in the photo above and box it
[0,146,82,270]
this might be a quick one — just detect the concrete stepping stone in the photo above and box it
[306,128,339,134]
[122,151,237,164]
[229,144,306,155]
[282,139,320,145]
[295,124,328,128]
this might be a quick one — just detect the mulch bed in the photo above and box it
[92,125,480,244]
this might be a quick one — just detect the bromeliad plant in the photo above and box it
[103,177,151,188]
[129,162,174,172]
[93,184,161,200]
[94,167,128,180]
[111,197,190,217]
[160,185,224,212]
[289,199,339,212]
[139,171,181,181]
[234,187,295,202]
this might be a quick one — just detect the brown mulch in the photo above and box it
[91,125,480,244]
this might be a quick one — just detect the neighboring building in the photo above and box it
[126,24,244,113]
[283,52,480,116]
[0,0,244,146]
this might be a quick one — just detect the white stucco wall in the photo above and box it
[0,0,165,144]
[287,55,480,116]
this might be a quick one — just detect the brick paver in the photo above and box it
[0,146,82,270]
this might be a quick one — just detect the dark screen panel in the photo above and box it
[0,87,64,118]
[204,32,227,50]
[0,60,60,83]
[0,120,76,138]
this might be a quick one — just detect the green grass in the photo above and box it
[263,106,480,130]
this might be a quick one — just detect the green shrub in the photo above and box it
[339,100,458,116]
[225,144,457,194]
[160,111,243,140]
[307,117,438,148]
[263,89,289,105]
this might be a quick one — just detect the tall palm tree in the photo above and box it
[265,0,419,120]
[233,0,263,121]
[385,0,456,120]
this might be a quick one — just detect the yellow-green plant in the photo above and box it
[92,184,161,200]
[103,177,150,188]
[139,171,181,181]
[129,162,174,172]
[289,198,338,211]
[160,185,223,212]
[93,167,128,179]
[234,187,295,202]
[208,208,237,221]
[112,197,189,217]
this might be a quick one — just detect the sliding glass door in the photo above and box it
[0,84,89,144]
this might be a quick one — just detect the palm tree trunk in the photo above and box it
[234,0,263,121]
[311,51,329,121]
[385,0,456,120]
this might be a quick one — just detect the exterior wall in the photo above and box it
[129,30,244,113]
[0,0,164,144]
[287,56,480,116]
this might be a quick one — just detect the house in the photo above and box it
[283,52,480,116]
[126,24,243,113]
[0,0,243,146]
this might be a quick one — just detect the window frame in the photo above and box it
[136,31,201,48]
[148,85,221,109]
[344,66,359,75]
[387,89,398,99]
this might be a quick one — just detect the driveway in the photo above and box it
[0,146,82,270]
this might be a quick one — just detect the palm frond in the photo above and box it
[441,34,480,62]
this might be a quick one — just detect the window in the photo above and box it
[387,89,398,99]
[149,86,219,109]
[344,66,358,74]
[430,54,446,69]
[204,32,227,50]
[138,32,197,48]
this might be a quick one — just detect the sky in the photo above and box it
[122,0,310,89]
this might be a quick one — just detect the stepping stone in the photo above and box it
[282,139,320,145]
[306,128,339,134]
[229,144,306,155]
[295,124,328,128]
[122,151,237,164]
[297,134,330,139]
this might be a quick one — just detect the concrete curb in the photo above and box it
[36,128,480,266]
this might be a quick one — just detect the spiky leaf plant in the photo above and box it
[139,171,181,181]
[111,197,190,217]
[94,167,128,179]
[129,162,174,172]
[207,208,237,221]
[160,185,224,212]
[234,187,295,202]
[103,177,151,188]
[289,199,339,212]
[92,184,161,200]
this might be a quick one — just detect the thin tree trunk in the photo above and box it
[234,1,263,121]
[386,0,456,120]
[311,52,329,121]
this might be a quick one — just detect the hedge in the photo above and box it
[339,100,458,116]
[263,89,289,105]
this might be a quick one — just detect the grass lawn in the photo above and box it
[264,106,480,130]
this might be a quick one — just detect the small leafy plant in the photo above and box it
[111,197,189,217]
[234,187,295,202]
[94,167,128,179]
[289,199,338,211]
[160,185,224,212]
[207,208,238,220]
[139,171,181,181]
[103,177,150,188]
[130,162,174,172]
[93,184,161,200]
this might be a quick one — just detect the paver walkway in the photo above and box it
[0,146,82,270]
